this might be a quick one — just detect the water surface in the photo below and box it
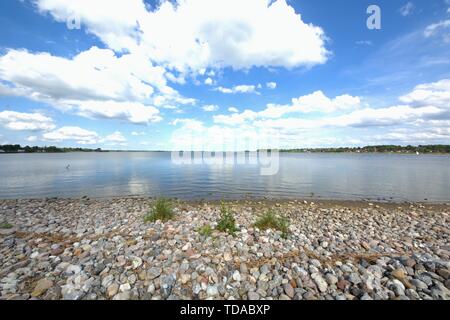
[0,152,449,202]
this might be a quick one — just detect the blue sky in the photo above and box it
[0,0,449,150]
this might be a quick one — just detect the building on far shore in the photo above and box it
[0,150,5,153]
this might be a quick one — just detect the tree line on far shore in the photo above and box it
[279,145,450,154]
[1,144,450,154]
[0,144,104,153]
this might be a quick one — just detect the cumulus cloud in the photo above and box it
[202,104,219,112]
[399,79,450,108]
[214,110,258,125]
[34,0,148,52]
[228,107,239,113]
[0,110,55,131]
[214,90,361,124]
[0,47,193,124]
[27,136,38,142]
[42,126,99,144]
[34,0,329,73]
[186,79,450,148]
[0,47,163,102]
[70,100,162,124]
[204,77,214,85]
[42,126,127,145]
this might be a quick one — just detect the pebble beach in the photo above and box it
[0,197,449,300]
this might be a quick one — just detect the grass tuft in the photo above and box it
[144,198,174,223]
[0,222,13,229]
[216,201,239,236]
[254,210,290,238]
[197,224,213,237]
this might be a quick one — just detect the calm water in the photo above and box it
[0,152,449,202]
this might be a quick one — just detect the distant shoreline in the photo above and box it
[1,151,450,155]
[1,144,449,154]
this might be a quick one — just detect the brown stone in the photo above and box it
[337,279,350,290]
[31,279,53,297]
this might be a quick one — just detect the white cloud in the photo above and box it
[131,131,146,136]
[172,118,205,131]
[290,91,361,113]
[0,110,55,131]
[204,77,213,85]
[42,127,127,145]
[42,126,99,145]
[34,0,148,52]
[215,85,258,94]
[0,47,196,123]
[424,19,450,37]
[201,79,450,148]
[102,131,126,143]
[202,104,219,112]
[214,109,258,125]
[266,82,277,89]
[214,91,361,123]
[70,100,162,124]
[399,2,415,16]
[228,107,239,113]
[35,0,329,73]
[399,79,450,108]
[27,136,38,142]
[0,47,163,102]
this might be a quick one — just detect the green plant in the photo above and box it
[0,222,13,229]
[254,210,290,238]
[144,198,174,223]
[197,224,213,237]
[216,201,239,236]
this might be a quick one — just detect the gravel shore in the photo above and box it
[0,197,449,300]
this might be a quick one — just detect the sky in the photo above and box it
[0,0,449,151]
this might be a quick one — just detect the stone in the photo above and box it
[283,283,295,298]
[131,256,142,269]
[180,274,191,284]
[232,270,241,282]
[224,252,233,262]
[348,273,361,285]
[410,279,428,290]
[31,279,53,297]
[66,265,81,276]
[325,274,338,285]
[390,279,406,296]
[248,291,260,300]
[311,273,328,293]
[391,269,413,289]
[113,291,131,300]
[437,269,450,279]
[119,283,131,292]
[337,279,349,290]
[147,267,162,280]
[206,285,219,297]
[107,283,119,298]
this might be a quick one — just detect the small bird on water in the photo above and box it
[66,164,70,170]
